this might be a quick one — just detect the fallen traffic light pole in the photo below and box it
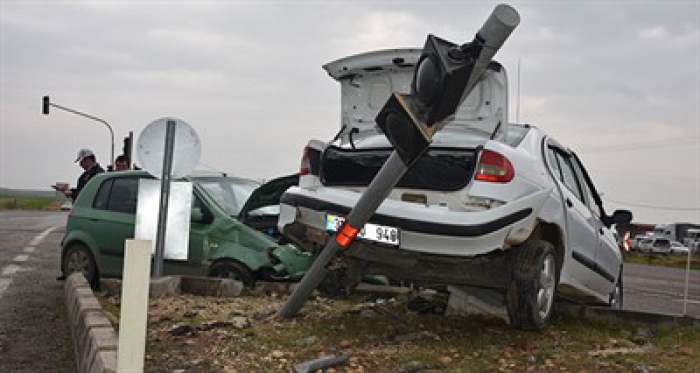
[280,3,520,319]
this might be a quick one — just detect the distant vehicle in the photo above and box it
[59,200,73,211]
[669,241,690,255]
[60,171,310,289]
[640,237,671,255]
[684,228,700,255]
[629,236,642,252]
[653,223,700,244]
[279,48,632,330]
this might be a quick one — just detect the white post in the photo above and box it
[683,246,691,316]
[117,239,152,372]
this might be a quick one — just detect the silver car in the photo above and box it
[279,49,632,329]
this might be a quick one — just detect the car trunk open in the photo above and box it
[320,146,478,191]
[319,48,508,190]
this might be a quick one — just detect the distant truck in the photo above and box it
[653,223,700,245]
[685,228,700,254]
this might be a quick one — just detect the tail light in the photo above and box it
[300,146,310,176]
[475,149,514,183]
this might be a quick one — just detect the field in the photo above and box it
[0,187,61,210]
[625,252,700,271]
[0,196,59,210]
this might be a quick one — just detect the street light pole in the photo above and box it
[42,96,115,169]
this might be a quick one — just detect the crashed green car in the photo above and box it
[59,170,312,288]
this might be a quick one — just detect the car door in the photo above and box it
[570,155,618,295]
[89,176,139,277]
[162,191,210,276]
[546,145,600,288]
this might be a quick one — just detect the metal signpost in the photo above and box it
[153,120,176,277]
[136,117,201,276]
[280,4,520,318]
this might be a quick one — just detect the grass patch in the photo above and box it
[625,252,700,271]
[0,196,59,210]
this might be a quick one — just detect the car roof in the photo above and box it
[103,170,257,183]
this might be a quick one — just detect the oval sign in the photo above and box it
[137,118,201,179]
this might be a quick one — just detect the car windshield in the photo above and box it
[193,177,260,216]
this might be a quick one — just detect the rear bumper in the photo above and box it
[278,186,546,257]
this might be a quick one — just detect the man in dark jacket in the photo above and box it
[54,149,105,201]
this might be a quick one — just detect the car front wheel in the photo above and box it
[208,260,255,288]
[507,239,558,330]
[62,243,99,289]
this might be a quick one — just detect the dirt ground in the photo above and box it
[97,285,700,373]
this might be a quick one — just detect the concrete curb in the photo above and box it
[64,273,118,373]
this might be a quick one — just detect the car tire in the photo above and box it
[62,243,99,289]
[208,260,255,287]
[609,268,623,309]
[506,239,558,330]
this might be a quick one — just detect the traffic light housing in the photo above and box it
[375,93,432,167]
[412,34,483,125]
[376,34,484,166]
[42,96,50,115]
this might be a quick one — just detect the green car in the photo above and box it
[59,170,312,289]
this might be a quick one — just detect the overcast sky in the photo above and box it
[1,0,698,225]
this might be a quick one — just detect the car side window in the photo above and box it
[105,178,139,214]
[93,179,113,210]
[553,151,586,204]
[546,147,563,180]
[570,157,600,216]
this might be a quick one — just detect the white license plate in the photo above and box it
[326,214,400,246]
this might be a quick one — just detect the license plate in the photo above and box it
[326,214,400,246]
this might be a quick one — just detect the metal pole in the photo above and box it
[48,102,115,169]
[280,152,408,318]
[152,120,177,278]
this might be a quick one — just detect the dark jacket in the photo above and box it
[70,164,105,200]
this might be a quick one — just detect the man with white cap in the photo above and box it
[54,148,105,200]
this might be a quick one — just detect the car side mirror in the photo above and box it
[610,210,633,225]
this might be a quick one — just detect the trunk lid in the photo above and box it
[323,48,509,145]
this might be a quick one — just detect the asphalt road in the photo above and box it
[0,211,698,372]
[0,210,74,372]
[624,261,700,317]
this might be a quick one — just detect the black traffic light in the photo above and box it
[412,34,483,125]
[42,96,50,115]
[122,132,133,164]
[376,34,484,166]
[375,93,431,167]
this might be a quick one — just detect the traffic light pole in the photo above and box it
[280,4,519,319]
[42,97,115,169]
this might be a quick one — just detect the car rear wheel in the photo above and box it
[62,243,99,289]
[208,260,255,287]
[507,239,558,330]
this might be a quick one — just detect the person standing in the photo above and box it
[114,154,131,171]
[54,149,105,201]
